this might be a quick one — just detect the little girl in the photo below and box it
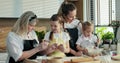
[76,21,99,56]
[44,14,70,57]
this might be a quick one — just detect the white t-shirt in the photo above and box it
[76,34,97,48]
[64,19,82,36]
[44,31,70,43]
[6,30,39,63]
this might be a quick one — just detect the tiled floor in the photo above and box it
[0,52,7,63]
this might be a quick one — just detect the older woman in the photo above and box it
[6,11,48,63]
[58,2,82,56]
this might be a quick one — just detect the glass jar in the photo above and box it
[117,39,120,54]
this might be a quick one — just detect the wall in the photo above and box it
[0,18,50,30]
[68,0,83,21]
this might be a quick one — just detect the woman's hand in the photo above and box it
[57,44,64,52]
[46,43,57,54]
[41,42,49,50]
[76,45,84,51]
[36,42,49,51]
[75,51,83,56]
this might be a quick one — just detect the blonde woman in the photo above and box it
[6,11,48,63]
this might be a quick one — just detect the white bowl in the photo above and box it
[87,48,102,56]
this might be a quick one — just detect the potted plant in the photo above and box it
[95,27,114,49]
[102,32,114,41]
[96,27,114,43]
[102,32,116,50]
[102,31,114,44]
[35,31,45,43]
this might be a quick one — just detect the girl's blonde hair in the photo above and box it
[11,11,37,35]
[82,21,93,31]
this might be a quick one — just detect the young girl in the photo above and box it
[59,2,82,56]
[44,14,70,57]
[76,21,99,56]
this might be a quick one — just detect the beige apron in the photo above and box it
[48,33,66,57]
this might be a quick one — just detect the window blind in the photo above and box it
[99,0,109,25]
[0,0,63,18]
[0,0,14,17]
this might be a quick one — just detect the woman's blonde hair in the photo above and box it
[11,11,37,35]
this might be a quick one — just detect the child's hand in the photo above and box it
[83,48,88,55]
[57,44,64,52]
[97,38,100,43]
[96,38,100,46]
[50,43,57,50]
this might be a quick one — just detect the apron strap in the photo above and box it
[9,39,39,63]
[9,57,23,63]
[23,39,38,59]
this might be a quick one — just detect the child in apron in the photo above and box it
[48,32,67,57]
[44,14,70,57]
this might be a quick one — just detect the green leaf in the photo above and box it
[35,30,46,42]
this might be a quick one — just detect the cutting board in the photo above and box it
[112,54,120,61]
[71,57,94,62]
[64,61,100,63]
[64,57,100,63]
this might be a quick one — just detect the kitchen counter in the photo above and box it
[26,56,120,63]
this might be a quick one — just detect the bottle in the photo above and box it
[117,39,120,54]
[110,38,117,51]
